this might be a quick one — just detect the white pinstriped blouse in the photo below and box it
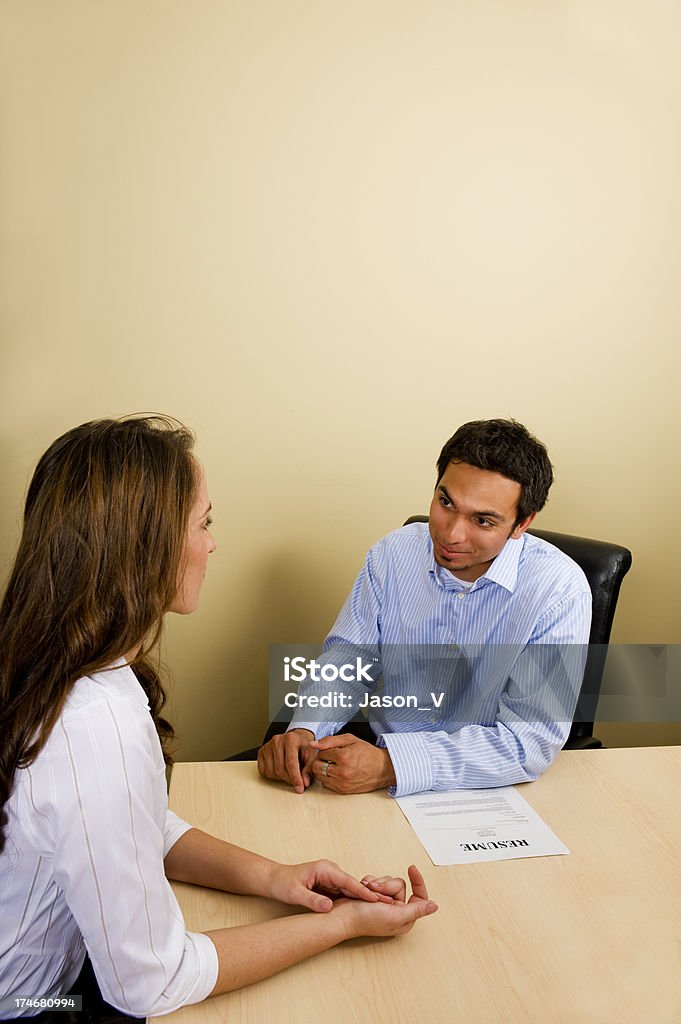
[0,663,218,1018]
[290,524,592,795]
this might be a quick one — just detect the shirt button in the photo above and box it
[456,592,465,600]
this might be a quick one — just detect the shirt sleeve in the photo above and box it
[164,810,194,858]
[26,696,218,1017]
[288,549,383,739]
[383,588,592,796]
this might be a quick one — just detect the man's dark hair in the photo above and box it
[436,418,554,527]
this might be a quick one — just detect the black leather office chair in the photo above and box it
[403,516,633,749]
[226,519,632,758]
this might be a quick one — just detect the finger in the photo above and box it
[407,865,429,902]
[319,775,350,794]
[301,748,318,788]
[377,897,439,937]
[311,765,347,794]
[360,877,395,903]
[270,736,289,781]
[311,758,335,784]
[283,741,306,793]
[333,875,381,903]
[390,898,438,929]
[294,887,334,913]
[270,735,303,789]
[310,733,356,752]
[272,746,290,785]
[405,898,439,920]
[311,748,348,770]
[364,877,405,901]
[308,863,381,904]
[257,743,274,779]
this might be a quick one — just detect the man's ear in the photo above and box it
[510,512,536,540]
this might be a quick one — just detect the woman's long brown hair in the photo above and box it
[0,415,198,853]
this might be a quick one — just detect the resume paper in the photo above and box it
[396,786,570,865]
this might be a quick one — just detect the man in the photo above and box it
[258,419,591,797]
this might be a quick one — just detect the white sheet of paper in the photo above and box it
[396,786,570,865]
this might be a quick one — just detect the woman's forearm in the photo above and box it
[205,892,437,995]
[206,908,352,995]
[164,827,276,897]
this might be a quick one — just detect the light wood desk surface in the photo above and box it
[153,747,681,1024]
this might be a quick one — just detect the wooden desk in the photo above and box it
[153,748,681,1024]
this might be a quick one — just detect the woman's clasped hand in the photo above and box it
[267,859,438,932]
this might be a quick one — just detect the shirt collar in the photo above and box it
[427,532,525,593]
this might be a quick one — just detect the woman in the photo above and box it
[0,416,437,1020]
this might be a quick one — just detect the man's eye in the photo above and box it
[439,495,451,507]
[476,517,493,528]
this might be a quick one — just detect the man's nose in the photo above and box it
[444,513,469,545]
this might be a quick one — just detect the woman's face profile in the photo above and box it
[169,464,216,615]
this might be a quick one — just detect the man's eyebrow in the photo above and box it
[437,485,505,521]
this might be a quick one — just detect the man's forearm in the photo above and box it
[383,719,566,796]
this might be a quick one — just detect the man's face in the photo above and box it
[428,461,535,582]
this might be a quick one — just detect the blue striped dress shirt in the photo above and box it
[289,524,592,796]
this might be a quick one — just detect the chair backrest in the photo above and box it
[402,517,633,746]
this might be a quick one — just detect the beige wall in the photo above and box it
[1,1,679,759]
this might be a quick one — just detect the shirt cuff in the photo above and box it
[286,721,340,741]
[380,732,435,797]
